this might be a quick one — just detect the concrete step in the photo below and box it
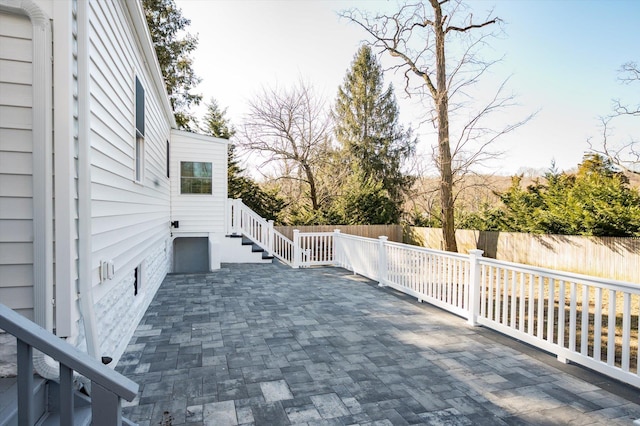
[220,235,273,264]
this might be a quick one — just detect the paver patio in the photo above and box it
[116,262,640,425]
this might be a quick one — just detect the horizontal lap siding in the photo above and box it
[170,132,227,234]
[0,11,34,319]
[88,1,170,291]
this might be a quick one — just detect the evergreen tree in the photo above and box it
[331,171,400,225]
[334,45,415,221]
[496,155,640,236]
[143,0,202,130]
[202,98,236,139]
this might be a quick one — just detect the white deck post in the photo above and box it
[293,230,301,268]
[226,198,232,235]
[234,199,242,235]
[467,249,484,326]
[267,220,274,256]
[333,229,341,266]
[378,236,388,287]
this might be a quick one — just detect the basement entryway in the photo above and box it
[173,237,209,273]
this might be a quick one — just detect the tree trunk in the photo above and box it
[432,1,458,252]
[302,162,319,211]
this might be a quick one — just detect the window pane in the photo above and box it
[180,161,212,194]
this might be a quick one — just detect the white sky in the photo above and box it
[176,0,640,175]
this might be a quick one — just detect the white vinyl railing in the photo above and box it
[335,233,640,389]
[476,259,640,388]
[227,200,639,389]
[228,199,295,266]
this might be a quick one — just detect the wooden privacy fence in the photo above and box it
[275,224,403,243]
[406,227,640,284]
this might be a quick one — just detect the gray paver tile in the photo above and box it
[260,379,294,402]
[203,400,237,426]
[311,393,350,418]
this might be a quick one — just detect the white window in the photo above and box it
[180,161,212,194]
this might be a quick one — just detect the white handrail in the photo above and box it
[229,199,297,266]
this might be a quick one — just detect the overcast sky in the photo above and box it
[176,0,640,175]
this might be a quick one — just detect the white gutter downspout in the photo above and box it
[76,0,101,361]
[0,0,58,381]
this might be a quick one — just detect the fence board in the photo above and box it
[407,227,640,283]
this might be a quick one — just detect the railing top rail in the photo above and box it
[337,233,379,243]
[478,257,640,291]
[297,232,336,237]
[384,240,470,261]
[0,303,139,401]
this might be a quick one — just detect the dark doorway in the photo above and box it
[173,237,209,273]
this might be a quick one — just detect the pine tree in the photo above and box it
[202,98,236,139]
[334,45,415,221]
[143,0,202,130]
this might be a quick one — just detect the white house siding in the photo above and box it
[0,11,34,320]
[170,130,228,235]
[86,1,171,363]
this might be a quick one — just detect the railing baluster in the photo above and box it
[558,280,566,349]
[17,340,33,426]
[622,293,631,371]
[547,278,555,344]
[488,266,494,321]
[607,290,616,366]
[581,284,589,356]
[519,272,525,331]
[60,363,74,425]
[527,273,534,335]
[569,282,577,352]
[537,275,544,338]
[594,287,603,362]
[510,270,517,328]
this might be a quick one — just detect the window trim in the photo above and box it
[180,161,213,195]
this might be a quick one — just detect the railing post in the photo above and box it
[467,249,484,326]
[333,229,341,266]
[92,382,122,426]
[293,229,301,268]
[267,220,274,256]
[225,198,231,235]
[17,339,34,426]
[235,198,243,234]
[378,236,388,287]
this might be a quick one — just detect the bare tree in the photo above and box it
[341,1,532,252]
[588,62,639,176]
[240,81,334,213]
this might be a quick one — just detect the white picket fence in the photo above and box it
[228,199,640,388]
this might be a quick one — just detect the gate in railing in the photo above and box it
[228,199,640,389]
